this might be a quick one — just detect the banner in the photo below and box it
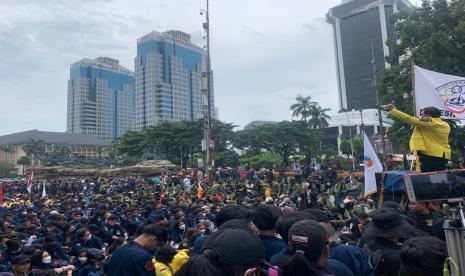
[364,133,383,196]
[414,65,465,120]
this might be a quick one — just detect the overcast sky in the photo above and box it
[0,0,422,135]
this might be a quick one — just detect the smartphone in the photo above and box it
[403,170,465,202]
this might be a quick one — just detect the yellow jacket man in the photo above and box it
[387,105,451,172]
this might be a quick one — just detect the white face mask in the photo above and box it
[42,256,52,264]
[84,234,92,241]
[78,257,88,263]
[199,229,206,234]
[179,224,186,230]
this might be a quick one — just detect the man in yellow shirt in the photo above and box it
[387,104,451,172]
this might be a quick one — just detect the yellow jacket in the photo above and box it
[390,108,451,159]
[153,259,173,276]
[170,249,189,273]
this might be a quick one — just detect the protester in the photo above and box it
[108,224,167,276]
[399,236,447,276]
[387,104,451,172]
[0,163,453,276]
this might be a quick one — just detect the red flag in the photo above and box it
[0,186,4,205]
[27,165,35,193]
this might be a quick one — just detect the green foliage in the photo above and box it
[340,136,363,161]
[239,153,283,168]
[381,0,465,156]
[0,144,15,154]
[340,139,353,157]
[0,162,14,177]
[233,121,319,165]
[290,95,331,129]
[22,139,45,158]
[114,120,236,168]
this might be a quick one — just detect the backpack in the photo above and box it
[362,240,398,274]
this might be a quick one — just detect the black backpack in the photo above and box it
[362,240,399,274]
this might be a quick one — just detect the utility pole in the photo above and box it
[371,40,386,163]
[201,0,213,182]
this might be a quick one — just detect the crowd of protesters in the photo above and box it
[0,165,450,276]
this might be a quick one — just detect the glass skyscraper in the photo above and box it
[134,30,214,129]
[67,57,135,140]
[327,0,412,111]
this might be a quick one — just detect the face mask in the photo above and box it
[199,230,206,234]
[84,234,92,241]
[42,256,52,264]
[179,224,186,230]
[47,228,54,232]
[22,212,27,215]
[78,257,87,263]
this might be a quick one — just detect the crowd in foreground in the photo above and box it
[0,166,450,276]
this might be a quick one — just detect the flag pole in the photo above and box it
[410,60,420,171]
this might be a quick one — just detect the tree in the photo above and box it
[0,144,15,155]
[381,0,465,156]
[0,162,14,178]
[308,104,331,129]
[22,139,45,160]
[340,139,353,158]
[114,119,236,168]
[17,156,30,175]
[290,95,316,123]
[240,153,283,169]
[234,121,319,165]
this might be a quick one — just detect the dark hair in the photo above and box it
[141,224,168,242]
[155,245,177,264]
[107,237,125,255]
[218,219,253,232]
[276,212,316,243]
[215,205,250,227]
[422,106,441,118]
[281,251,325,276]
[399,236,447,276]
[174,254,255,276]
[252,204,283,231]
[302,209,328,222]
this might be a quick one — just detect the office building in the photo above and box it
[67,57,135,140]
[134,30,214,129]
[327,0,412,111]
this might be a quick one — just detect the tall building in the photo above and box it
[67,57,135,140]
[134,30,214,129]
[327,0,412,111]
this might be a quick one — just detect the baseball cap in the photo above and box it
[288,220,328,259]
[201,228,265,266]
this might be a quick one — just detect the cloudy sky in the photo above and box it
[0,0,421,134]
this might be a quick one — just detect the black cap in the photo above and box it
[201,228,265,266]
[288,220,327,259]
[12,254,30,264]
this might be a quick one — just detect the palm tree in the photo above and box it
[290,95,316,123]
[308,104,331,129]
[22,139,46,165]
[17,156,30,175]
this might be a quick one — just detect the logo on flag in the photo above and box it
[436,80,465,114]
[363,157,374,169]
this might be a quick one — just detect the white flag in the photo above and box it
[363,133,383,196]
[41,180,47,198]
[414,65,465,120]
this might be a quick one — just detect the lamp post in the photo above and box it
[201,0,213,182]
[370,40,386,163]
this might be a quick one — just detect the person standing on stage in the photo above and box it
[386,104,451,172]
